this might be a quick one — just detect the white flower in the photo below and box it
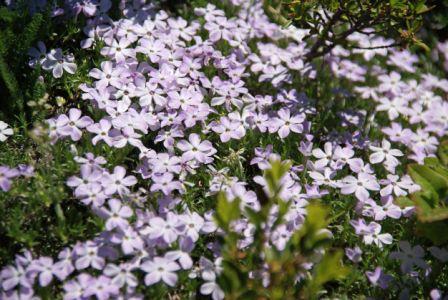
[200,281,225,300]
[369,139,403,171]
[312,142,333,169]
[0,121,13,142]
[42,48,77,79]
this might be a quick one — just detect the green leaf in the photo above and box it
[408,163,448,203]
[438,140,448,166]
[394,196,414,208]
[215,193,241,231]
[264,159,291,196]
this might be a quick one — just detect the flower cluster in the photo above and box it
[1,0,448,298]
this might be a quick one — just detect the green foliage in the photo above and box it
[0,4,46,116]
[264,0,434,61]
[215,160,349,299]
[395,142,448,245]
[0,134,102,264]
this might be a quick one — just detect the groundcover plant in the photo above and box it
[1,0,448,299]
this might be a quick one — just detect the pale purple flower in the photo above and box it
[380,174,415,197]
[351,219,392,248]
[28,41,47,68]
[88,61,127,89]
[179,212,204,242]
[270,108,305,138]
[429,246,448,263]
[56,108,93,141]
[363,198,402,220]
[53,248,74,281]
[101,38,135,62]
[176,133,217,163]
[0,166,19,192]
[309,168,338,187]
[0,264,29,291]
[104,263,138,288]
[340,173,380,201]
[165,250,193,269]
[211,117,245,142]
[366,267,393,289]
[110,227,144,255]
[103,166,137,195]
[148,153,182,175]
[42,48,77,78]
[101,198,133,230]
[28,257,55,287]
[204,16,235,42]
[345,246,362,263]
[389,241,428,273]
[140,256,180,287]
[142,212,183,244]
[200,280,225,300]
[74,241,105,270]
[87,119,113,146]
[150,172,183,195]
[84,275,119,299]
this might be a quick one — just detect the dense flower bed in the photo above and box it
[1,0,448,299]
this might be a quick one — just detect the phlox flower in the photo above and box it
[28,257,55,287]
[0,121,13,142]
[150,172,183,195]
[0,166,19,192]
[56,108,93,141]
[369,139,403,171]
[165,250,193,269]
[308,168,338,188]
[88,61,128,88]
[379,174,416,197]
[204,16,235,42]
[312,142,333,169]
[83,275,119,300]
[42,48,77,78]
[351,219,392,248]
[0,264,29,291]
[340,172,380,201]
[110,227,144,255]
[142,212,183,244]
[101,199,133,230]
[211,117,245,142]
[362,198,402,220]
[389,241,428,273]
[178,211,204,242]
[345,246,362,263]
[103,166,137,195]
[63,273,93,300]
[366,267,393,289]
[74,241,105,270]
[140,256,180,287]
[269,108,305,139]
[176,133,216,163]
[101,38,136,62]
[103,263,138,288]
